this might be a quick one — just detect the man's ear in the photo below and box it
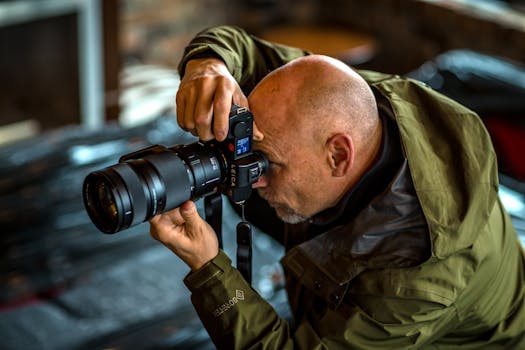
[326,133,354,177]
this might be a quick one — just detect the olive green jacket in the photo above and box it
[180,26,525,349]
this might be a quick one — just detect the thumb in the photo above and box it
[233,90,249,109]
[179,201,201,228]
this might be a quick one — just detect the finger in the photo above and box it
[150,207,184,231]
[194,83,215,141]
[150,214,161,226]
[213,84,233,142]
[149,214,165,240]
[164,207,186,226]
[176,89,186,130]
[233,89,249,109]
[183,87,197,132]
[178,201,202,231]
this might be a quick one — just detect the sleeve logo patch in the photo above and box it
[213,289,245,317]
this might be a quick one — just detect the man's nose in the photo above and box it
[252,174,268,188]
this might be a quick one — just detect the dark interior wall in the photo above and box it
[317,0,525,73]
[0,13,80,129]
[2,0,523,131]
[239,0,525,73]
[120,0,238,68]
[0,0,239,133]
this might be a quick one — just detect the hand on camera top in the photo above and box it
[176,58,249,142]
[149,201,219,271]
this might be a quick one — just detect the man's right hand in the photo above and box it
[176,58,248,141]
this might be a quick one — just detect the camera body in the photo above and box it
[82,105,267,234]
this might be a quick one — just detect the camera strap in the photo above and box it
[236,203,252,284]
[204,195,252,285]
[205,194,223,249]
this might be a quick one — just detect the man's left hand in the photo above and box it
[149,201,219,271]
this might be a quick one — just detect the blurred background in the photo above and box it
[1,0,524,349]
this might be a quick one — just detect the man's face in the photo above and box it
[249,89,332,224]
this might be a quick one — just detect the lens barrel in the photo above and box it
[82,142,225,234]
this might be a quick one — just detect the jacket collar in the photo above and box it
[281,101,431,307]
[310,94,402,228]
[282,159,430,287]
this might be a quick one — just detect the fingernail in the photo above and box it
[215,130,226,141]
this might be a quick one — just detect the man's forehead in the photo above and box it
[253,120,287,158]
[250,95,287,130]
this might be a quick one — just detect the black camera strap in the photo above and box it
[205,194,223,249]
[204,195,252,284]
[236,203,252,284]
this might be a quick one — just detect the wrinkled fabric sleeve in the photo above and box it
[184,251,462,350]
[178,25,309,94]
[184,250,294,349]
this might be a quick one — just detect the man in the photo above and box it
[149,26,525,349]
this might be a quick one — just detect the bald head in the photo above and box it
[249,55,384,220]
[249,54,380,154]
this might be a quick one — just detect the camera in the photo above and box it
[82,105,268,234]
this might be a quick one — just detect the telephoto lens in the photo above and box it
[83,143,225,234]
[82,105,268,234]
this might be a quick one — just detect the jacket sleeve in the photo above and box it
[185,251,461,349]
[185,250,466,349]
[184,250,294,349]
[178,25,309,94]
